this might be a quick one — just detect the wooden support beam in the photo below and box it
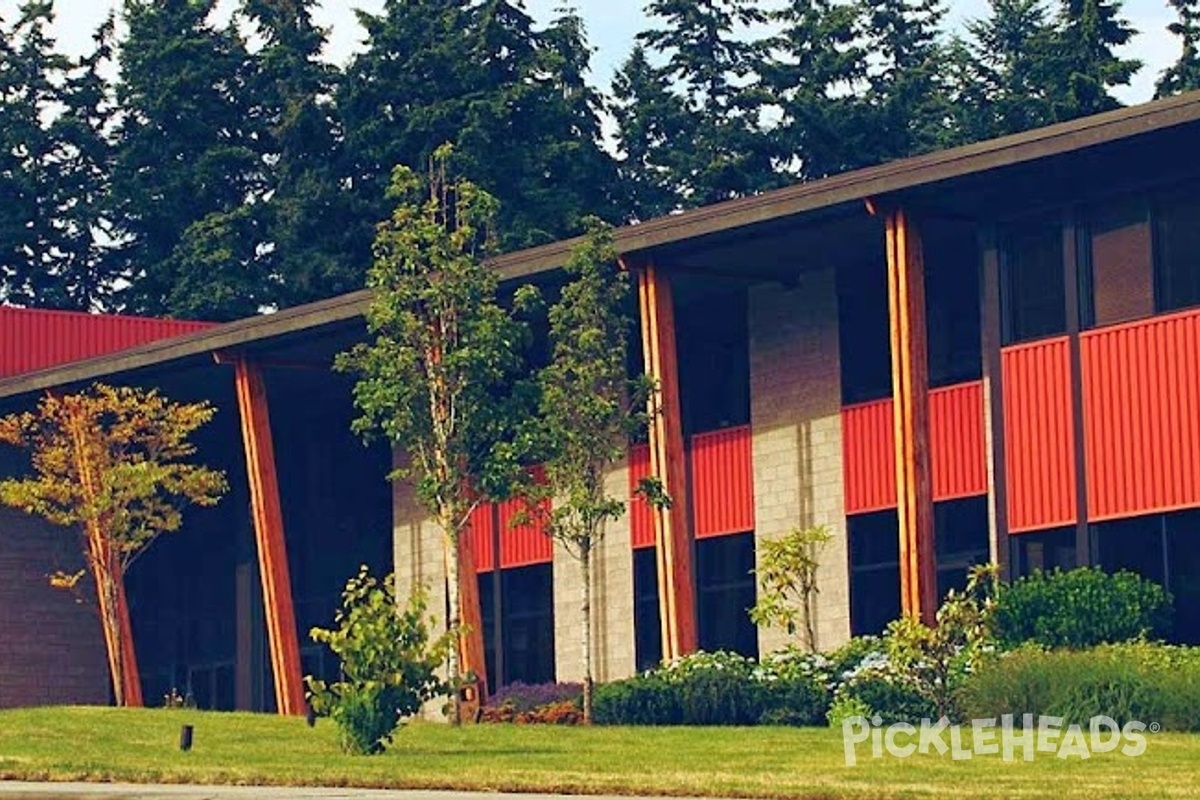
[884,209,938,626]
[232,357,306,716]
[979,227,1011,579]
[636,264,697,660]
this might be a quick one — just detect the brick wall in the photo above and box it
[552,459,636,683]
[0,508,109,708]
[749,270,851,655]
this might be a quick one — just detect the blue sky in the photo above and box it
[0,0,1181,103]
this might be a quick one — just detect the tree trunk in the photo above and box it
[443,528,462,726]
[581,543,593,724]
[86,528,141,707]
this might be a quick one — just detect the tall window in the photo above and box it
[478,563,556,690]
[1001,218,1065,344]
[837,258,892,404]
[677,284,750,434]
[633,547,662,671]
[1154,189,1200,313]
[1080,197,1153,328]
[925,224,982,387]
[695,533,758,657]
[849,511,901,635]
[933,497,990,599]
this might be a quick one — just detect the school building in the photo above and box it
[2,90,1199,712]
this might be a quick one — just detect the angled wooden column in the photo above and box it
[884,209,938,626]
[636,263,697,659]
[232,357,306,716]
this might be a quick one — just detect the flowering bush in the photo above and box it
[487,682,583,712]
[481,698,583,724]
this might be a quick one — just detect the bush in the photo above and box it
[759,677,828,726]
[957,641,1200,731]
[487,682,582,712]
[829,666,936,726]
[593,673,682,725]
[306,567,451,754]
[995,567,1173,649]
[481,699,584,725]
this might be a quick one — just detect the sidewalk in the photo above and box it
[0,784,706,800]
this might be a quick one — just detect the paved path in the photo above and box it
[0,785,707,800]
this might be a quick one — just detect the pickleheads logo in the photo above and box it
[842,714,1153,766]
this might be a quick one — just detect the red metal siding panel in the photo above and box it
[842,398,897,514]
[929,381,987,500]
[0,306,214,378]
[1081,307,1200,521]
[690,425,754,538]
[628,444,654,549]
[497,493,553,568]
[468,504,495,573]
[1001,336,1077,533]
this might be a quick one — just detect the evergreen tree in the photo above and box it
[1158,0,1200,96]
[340,0,614,252]
[854,0,957,164]
[109,0,264,320]
[0,2,68,307]
[763,0,870,180]
[951,0,1058,141]
[242,0,369,308]
[615,0,778,214]
[1046,0,1140,120]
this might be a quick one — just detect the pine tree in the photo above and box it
[109,0,265,320]
[951,0,1058,141]
[1158,0,1200,96]
[1046,0,1141,120]
[763,0,870,180]
[340,0,614,252]
[615,0,779,215]
[855,0,957,164]
[0,1,69,307]
[241,0,369,308]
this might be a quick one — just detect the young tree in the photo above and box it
[0,384,227,707]
[1158,0,1200,97]
[750,525,831,652]
[521,220,649,723]
[338,146,531,724]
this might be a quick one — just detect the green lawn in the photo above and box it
[0,707,1197,799]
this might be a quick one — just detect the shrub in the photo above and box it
[487,682,583,712]
[306,568,451,754]
[593,673,682,725]
[830,666,936,726]
[824,636,885,684]
[481,698,584,725]
[759,677,828,726]
[957,642,1200,731]
[994,567,1173,649]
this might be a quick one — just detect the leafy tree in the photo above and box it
[306,567,452,754]
[762,0,870,180]
[242,0,370,308]
[1158,0,1200,96]
[109,0,264,319]
[950,0,1059,141]
[1045,0,1141,120]
[337,146,532,724]
[750,525,831,652]
[0,384,228,707]
[519,220,650,723]
[615,0,779,215]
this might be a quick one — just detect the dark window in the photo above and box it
[677,284,750,434]
[695,533,758,657]
[1154,189,1200,313]
[1166,510,1200,644]
[477,563,556,689]
[1094,514,1166,586]
[849,510,900,635]
[633,547,662,671]
[1080,197,1153,329]
[1001,219,1066,344]
[838,258,892,404]
[1011,527,1076,576]
[933,497,990,599]
[926,225,982,387]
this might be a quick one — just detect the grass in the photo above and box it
[0,707,1198,799]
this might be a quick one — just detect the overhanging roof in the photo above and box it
[4,89,1200,399]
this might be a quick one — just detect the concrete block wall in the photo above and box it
[748,269,851,656]
[0,508,109,708]
[552,458,636,684]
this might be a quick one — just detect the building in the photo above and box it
[2,91,1199,712]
